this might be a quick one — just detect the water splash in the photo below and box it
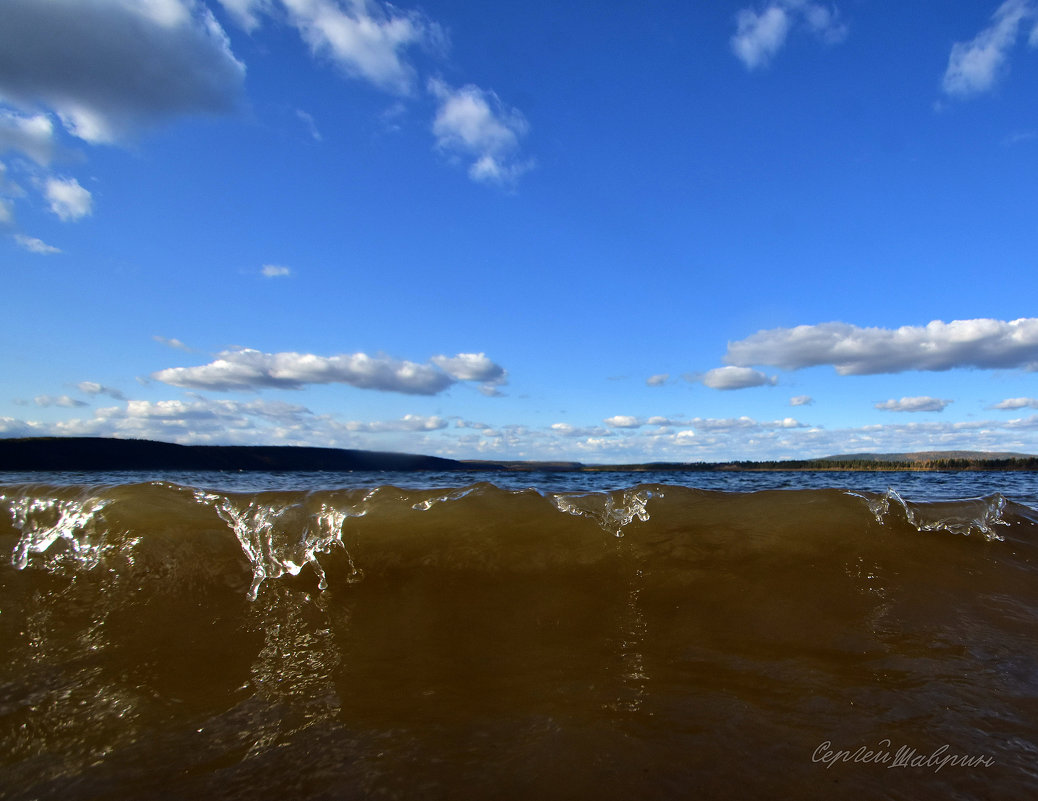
[196,491,365,601]
[549,487,660,538]
[851,489,1009,541]
[3,490,116,570]
[411,486,481,511]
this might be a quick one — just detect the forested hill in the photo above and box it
[1,438,1036,473]
[0,437,472,472]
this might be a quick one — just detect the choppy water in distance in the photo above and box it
[2,467,1036,503]
[2,470,1038,800]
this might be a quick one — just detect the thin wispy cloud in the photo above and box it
[76,381,126,401]
[153,336,194,352]
[942,0,1038,98]
[14,234,61,254]
[261,264,292,278]
[731,0,847,70]
[33,394,87,408]
[295,108,323,141]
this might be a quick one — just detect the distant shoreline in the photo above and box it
[1,437,1037,473]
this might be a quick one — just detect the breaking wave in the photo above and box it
[2,479,1038,800]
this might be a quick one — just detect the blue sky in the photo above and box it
[3,0,1038,462]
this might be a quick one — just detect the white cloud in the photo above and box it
[261,264,292,277]
[216,0,273,32]
[732,6,791,69]
[10,399,1038,461]
[76,381,126,400]
[218,2,531,186]
[790,394,813,406]
[942,0,1038,97]
[428,78,532,185]
[724,318,1038,375]
[0,198,12,225]
[279,0,437,94]
[295,108,323,141]
[0,0,245,144]
[604,415,642,428]
[700,366,778,390]
[44,177,92,221]
[153,347,505,395]
[13,233,60,254]
[731,0,846,69]
[153,335,193,351]
[549,423,613,439]
[875,396,952,413]
[33,394,87,408]
[430,352,503,382]
[646,373,669,387]
[341,413,448,432]
[0,110,54,165]
[432,351,507,395]
[992,397,1038,409]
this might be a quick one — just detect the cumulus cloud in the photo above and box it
[430,352,504,383]
[0,0,246,144]
[44,177,92,221]
[790,394,813,406]
[731,0,847,69]
[14,233,60,254]
[153,347,506,395]
[700,366,778,390]
[214,1,531,186]
[875,396,952,413]
[604,415,642,428]
[432,352,507,394]
[261,264,292,278]
[992,397,1038,409]
[646,373,669,387]
[428,78,532,185]
[942,0,1038,97]
[724,318,1038,375]
[10,398,1038,461]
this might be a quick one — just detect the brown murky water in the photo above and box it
[2,481,1037,799]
